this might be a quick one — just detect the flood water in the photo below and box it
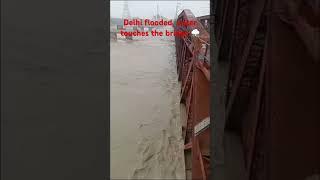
[110,33,185,179]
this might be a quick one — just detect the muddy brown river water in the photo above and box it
[110,34,185,179]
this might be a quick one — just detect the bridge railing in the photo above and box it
[174,9,211,180]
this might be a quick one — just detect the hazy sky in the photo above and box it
[111,1,210,19]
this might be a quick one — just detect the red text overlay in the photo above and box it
[119,19,197,38]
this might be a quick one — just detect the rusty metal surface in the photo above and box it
[275,0,320,62]
[213,0,320,179]
[267,1,320,180]
[175,10,211,180]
